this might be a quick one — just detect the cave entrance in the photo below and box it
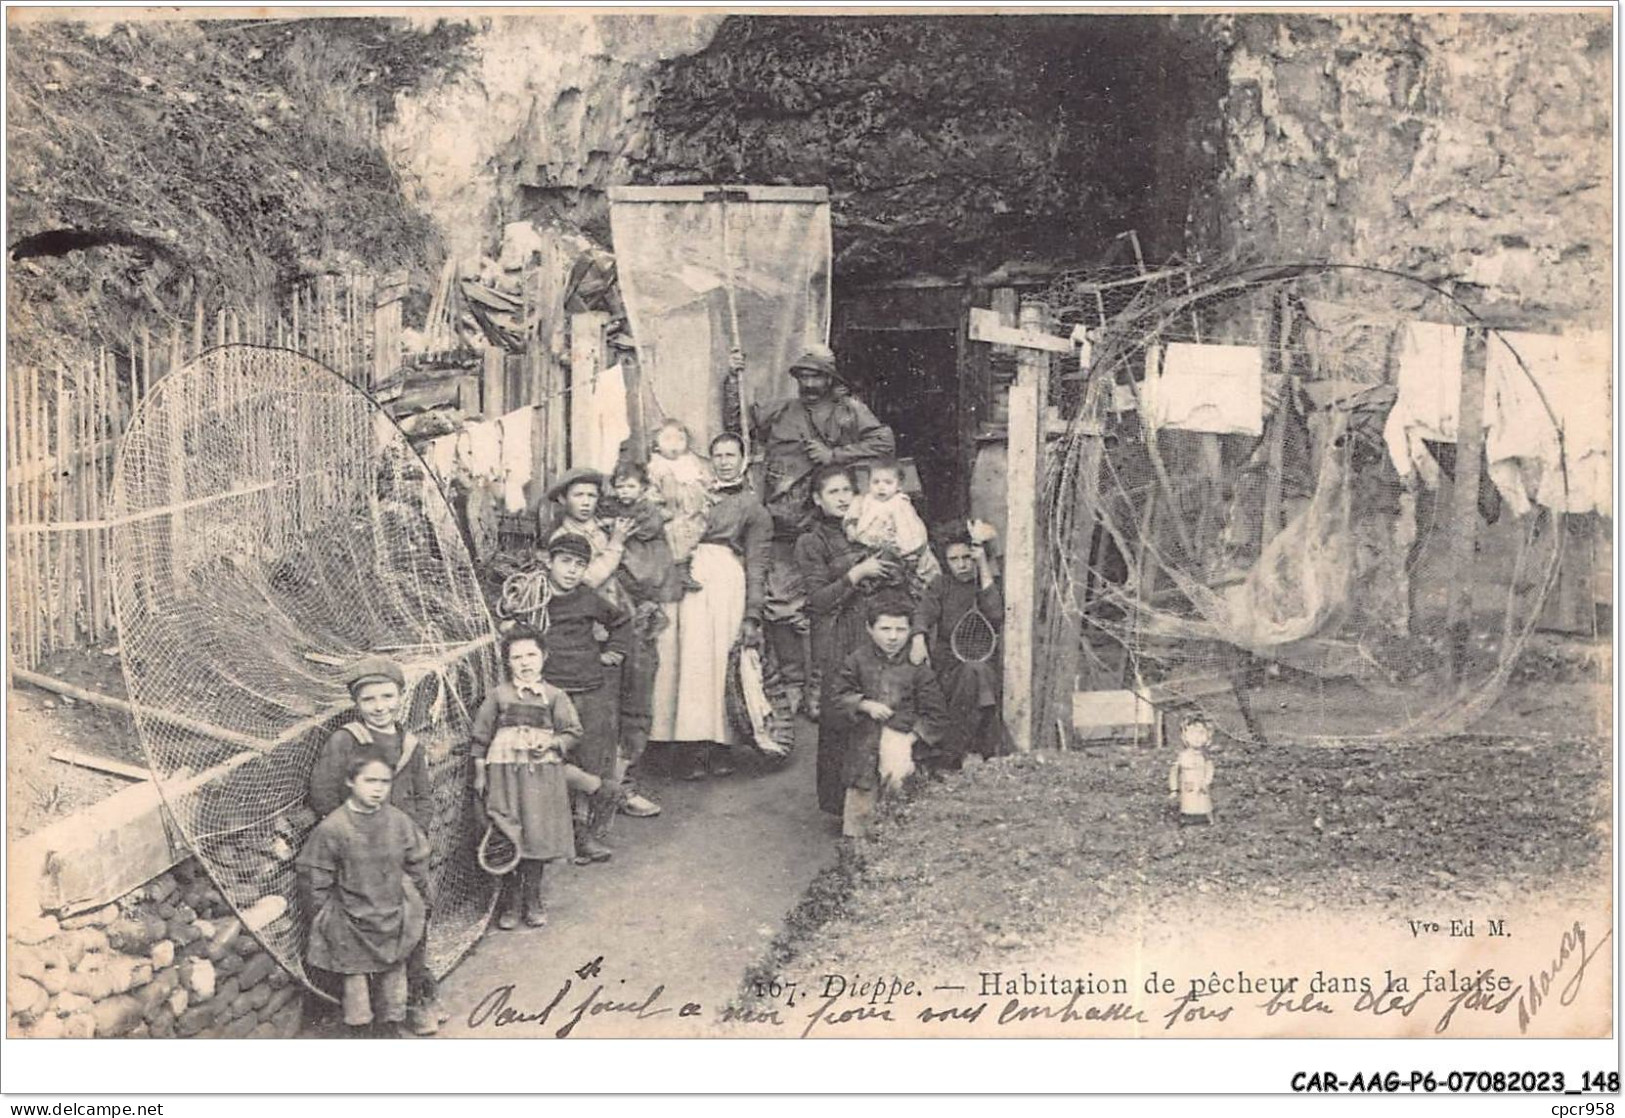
[840,325,964,526]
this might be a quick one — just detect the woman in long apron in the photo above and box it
[649,433,773,779]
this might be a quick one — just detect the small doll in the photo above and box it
[1167,715,1216,825]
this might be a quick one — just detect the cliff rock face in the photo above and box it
[383,13,721,260]
[1214,11,1612,327]
[637,15,1228,280]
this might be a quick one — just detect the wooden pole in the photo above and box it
[1261,292,1292,548]
[483,346,506,419]
[54,366,69,647]
[1444,327,1489,684]
[24,368,41,664]
[6,370,20,668]
[1002,300,1049,753]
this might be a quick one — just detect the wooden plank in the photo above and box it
[6,369,21,668]
[1001,301,1049,753]
[607,184,829,204]
[1443,327,1489,683]
[1261,293,1292,546]
[968,307,1074,353]
[53,366,68,647]
[1072,689,1158,741]
[23,367,41,664]
[51,749,150,782]
[482,346,506,418]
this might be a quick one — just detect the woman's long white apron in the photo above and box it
[649,542,744,744]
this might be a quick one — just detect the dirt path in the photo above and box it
[430,718,838,1038]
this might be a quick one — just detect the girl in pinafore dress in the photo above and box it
[472,627,624,929]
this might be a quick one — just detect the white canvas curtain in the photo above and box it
[609,187,832,453]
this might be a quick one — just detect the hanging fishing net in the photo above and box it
[608,186,833,453]
[1034,263,1601,747]
[109,344,501,997]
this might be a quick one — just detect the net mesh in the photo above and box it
[1035,263,1577,748]
[109,345,500,997]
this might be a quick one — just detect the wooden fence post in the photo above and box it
[1002,300,1050,753]
[1444,327,1489,683]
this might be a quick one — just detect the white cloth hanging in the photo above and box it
[572,362,630,474]
[1485,330,1612,516]
[497,406,536,513]
[424,433,459,481]
[1381,320,1468,488]
[1141,343,1264,436]
[457,419,504,483]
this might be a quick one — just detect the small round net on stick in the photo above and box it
[109,345,501,997]
[949,607,999,665]
[1034,263,1575,747]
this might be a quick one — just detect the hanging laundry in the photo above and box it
[572,362,631,474]
[497,405,536,514]
[1485,330,1612,517]
[1380,320,1467,489]
[457,419,504,483]
[424,433,459,481]
[1141,343,1264,436]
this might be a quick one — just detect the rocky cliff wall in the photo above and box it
[383,13,721,261]
[1213,11,1612,328]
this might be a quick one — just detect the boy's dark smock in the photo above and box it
[543,584,629,780]
[829,642,949,792]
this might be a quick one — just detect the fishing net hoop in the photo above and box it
[109,344,502,1002]
[1036,260,1578,748]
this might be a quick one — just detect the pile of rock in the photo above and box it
[8,859,302,1039]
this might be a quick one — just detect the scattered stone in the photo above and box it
[241,894,287,932]
[150,939,176,970]
[11,912,60,946]
[222,1014,257,1039]
[237,953,276,990]
[211,916,242,952]
[9,976,49,1024]
[92,993,144,1037]
[175,1005,212,1036]
[183,957,216,1000]
[25,1012,66,1039]
[59,1012,96,1039]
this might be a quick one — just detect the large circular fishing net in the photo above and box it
[1035,263,1589,747]
[110,345,500,997]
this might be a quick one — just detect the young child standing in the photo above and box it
[471,627,624,929]
[910,521,1010,768]
[297,753,430,1037]
[540,533,631,863]
[830,594,950,839]
[843,457,942,595]
[306,656,440,1035]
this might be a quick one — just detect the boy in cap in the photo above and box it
[540,532,634,861]
[545,467,661,819]
[308,655,442,1035]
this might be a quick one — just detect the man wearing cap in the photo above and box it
[308,655,440,1035]
[750,345,896,711]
